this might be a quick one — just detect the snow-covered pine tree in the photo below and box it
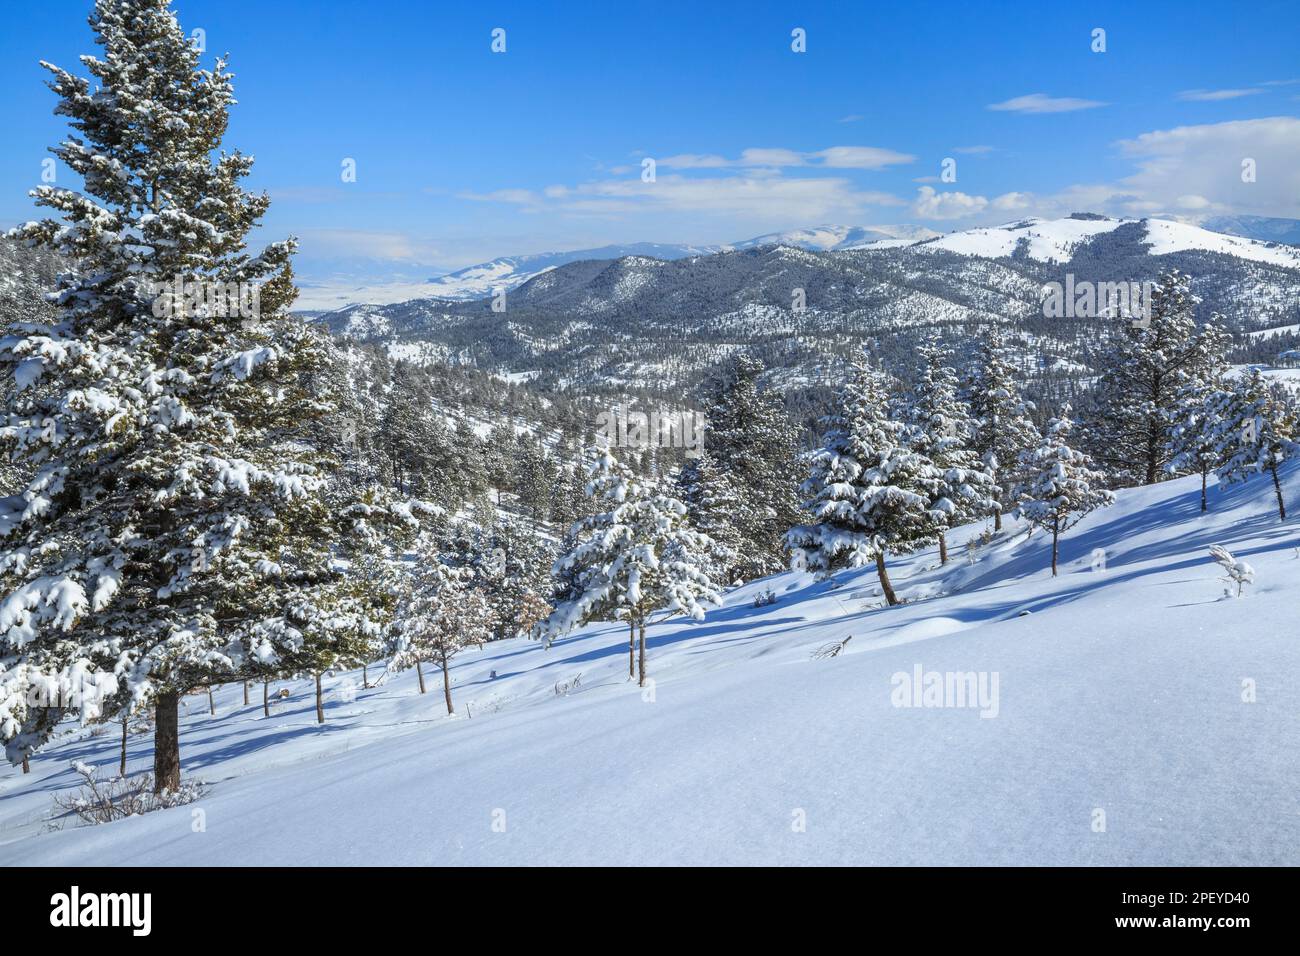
[905,340,996,564]
[699,356,801,579]
[474,515,555,641]
[543,448,719,686]
[1209,368,1298,520]
[676,450,745,583]
[1015,407,1114,575]
[964,329,1039,531]
[787,358,946,605]
[1090,270,1232,486]
[0,0,417,789]
[391,534,490,714]
[1167,375,1229,513]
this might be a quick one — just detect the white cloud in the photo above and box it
[1178,88,1264,101]
[1116,116,1300,218]
[987,93,1106,113]
[913,186,988,219]
[953,145,996,155]
[657,145,914,170]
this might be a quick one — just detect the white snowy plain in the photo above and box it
[1,462,1297,866]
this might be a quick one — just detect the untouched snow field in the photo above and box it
[2,463,1297,866]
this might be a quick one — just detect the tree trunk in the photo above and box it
[1051,518,1060,576]
[875,551,899,606]
[416,660,426,694]
[262,680,269,718]
[1270,462,1287,520]
[120,714,128,777]
[243,681,250,706]
[363,664,369,689]
[440,647,454,715]
[153,690,181,794]
[938,530,948,565]
[637,620,647,688]
[207,686,215,716]
[1201,469,1208,513]
[993,508,1002,532]
[628,622,635,679]
[21,754,30,774]
[314,673,325,724]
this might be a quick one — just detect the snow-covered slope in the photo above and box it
[898,216,1300,268]
[733,223,940,252]
[2,463,1297,865]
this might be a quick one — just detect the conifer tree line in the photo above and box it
[2,0,1297,797]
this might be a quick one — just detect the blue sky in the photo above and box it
[3,0,1299,304]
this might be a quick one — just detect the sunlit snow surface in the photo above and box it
[2,462,1297,865]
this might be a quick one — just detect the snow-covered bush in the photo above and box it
[1209,544,1254,598]
[52,762,203,827]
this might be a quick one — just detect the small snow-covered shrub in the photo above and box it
[753,587,777,608]
[811,635,854,660]
[53,762,204,827]
[1209,544,1254,598]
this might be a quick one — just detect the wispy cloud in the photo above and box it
[987,93,1106,114]
[952,145,996,155]
[837,114,864,123]
[657,145,914,170]
[1177,88,1265,101]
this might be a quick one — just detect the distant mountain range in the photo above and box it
[321,224,942,306]
[317,215,1300,395]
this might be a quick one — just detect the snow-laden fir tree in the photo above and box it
[1089,270,1232,486]
[905,340,996,564]
[787,358,946,605]
[542,448,719,686]
[1166,374,1229,513]
[390,533,491,715]
[964,329,1039,531]
[1014,407,1113,576]
[676,450,745,584]
[0,0,419,789]
[465,515,555,642]
[698,356,800,580]
[1208,368,1297,520]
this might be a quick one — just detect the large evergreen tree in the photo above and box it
[965,329,1039,531]
[1209,369,1298,520]
[697,356,800,580]
[543,449,718,686]
[787,359,945,605]
[0,0,412,789]
[905,340,996,564]
[1090,270,1232,486]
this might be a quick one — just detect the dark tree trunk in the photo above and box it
[1051,517,1060,577]
[1201,469,1208,513]
[416,660,426,694]
[628,622,635,679]
[993,508,1002,532]
[262,680,269,718]
[207,686,215,716]
[875,551,899,606]
[938,530,948,565]
[314,673,325,724]
[637,620,647,688]
[243,681,250,706]
[21,754,30,774]
[120,714,128,777]
[363,664,369,689]
[440,647,454,715]
[1270,462,1287,520]
[153,690,181,794]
